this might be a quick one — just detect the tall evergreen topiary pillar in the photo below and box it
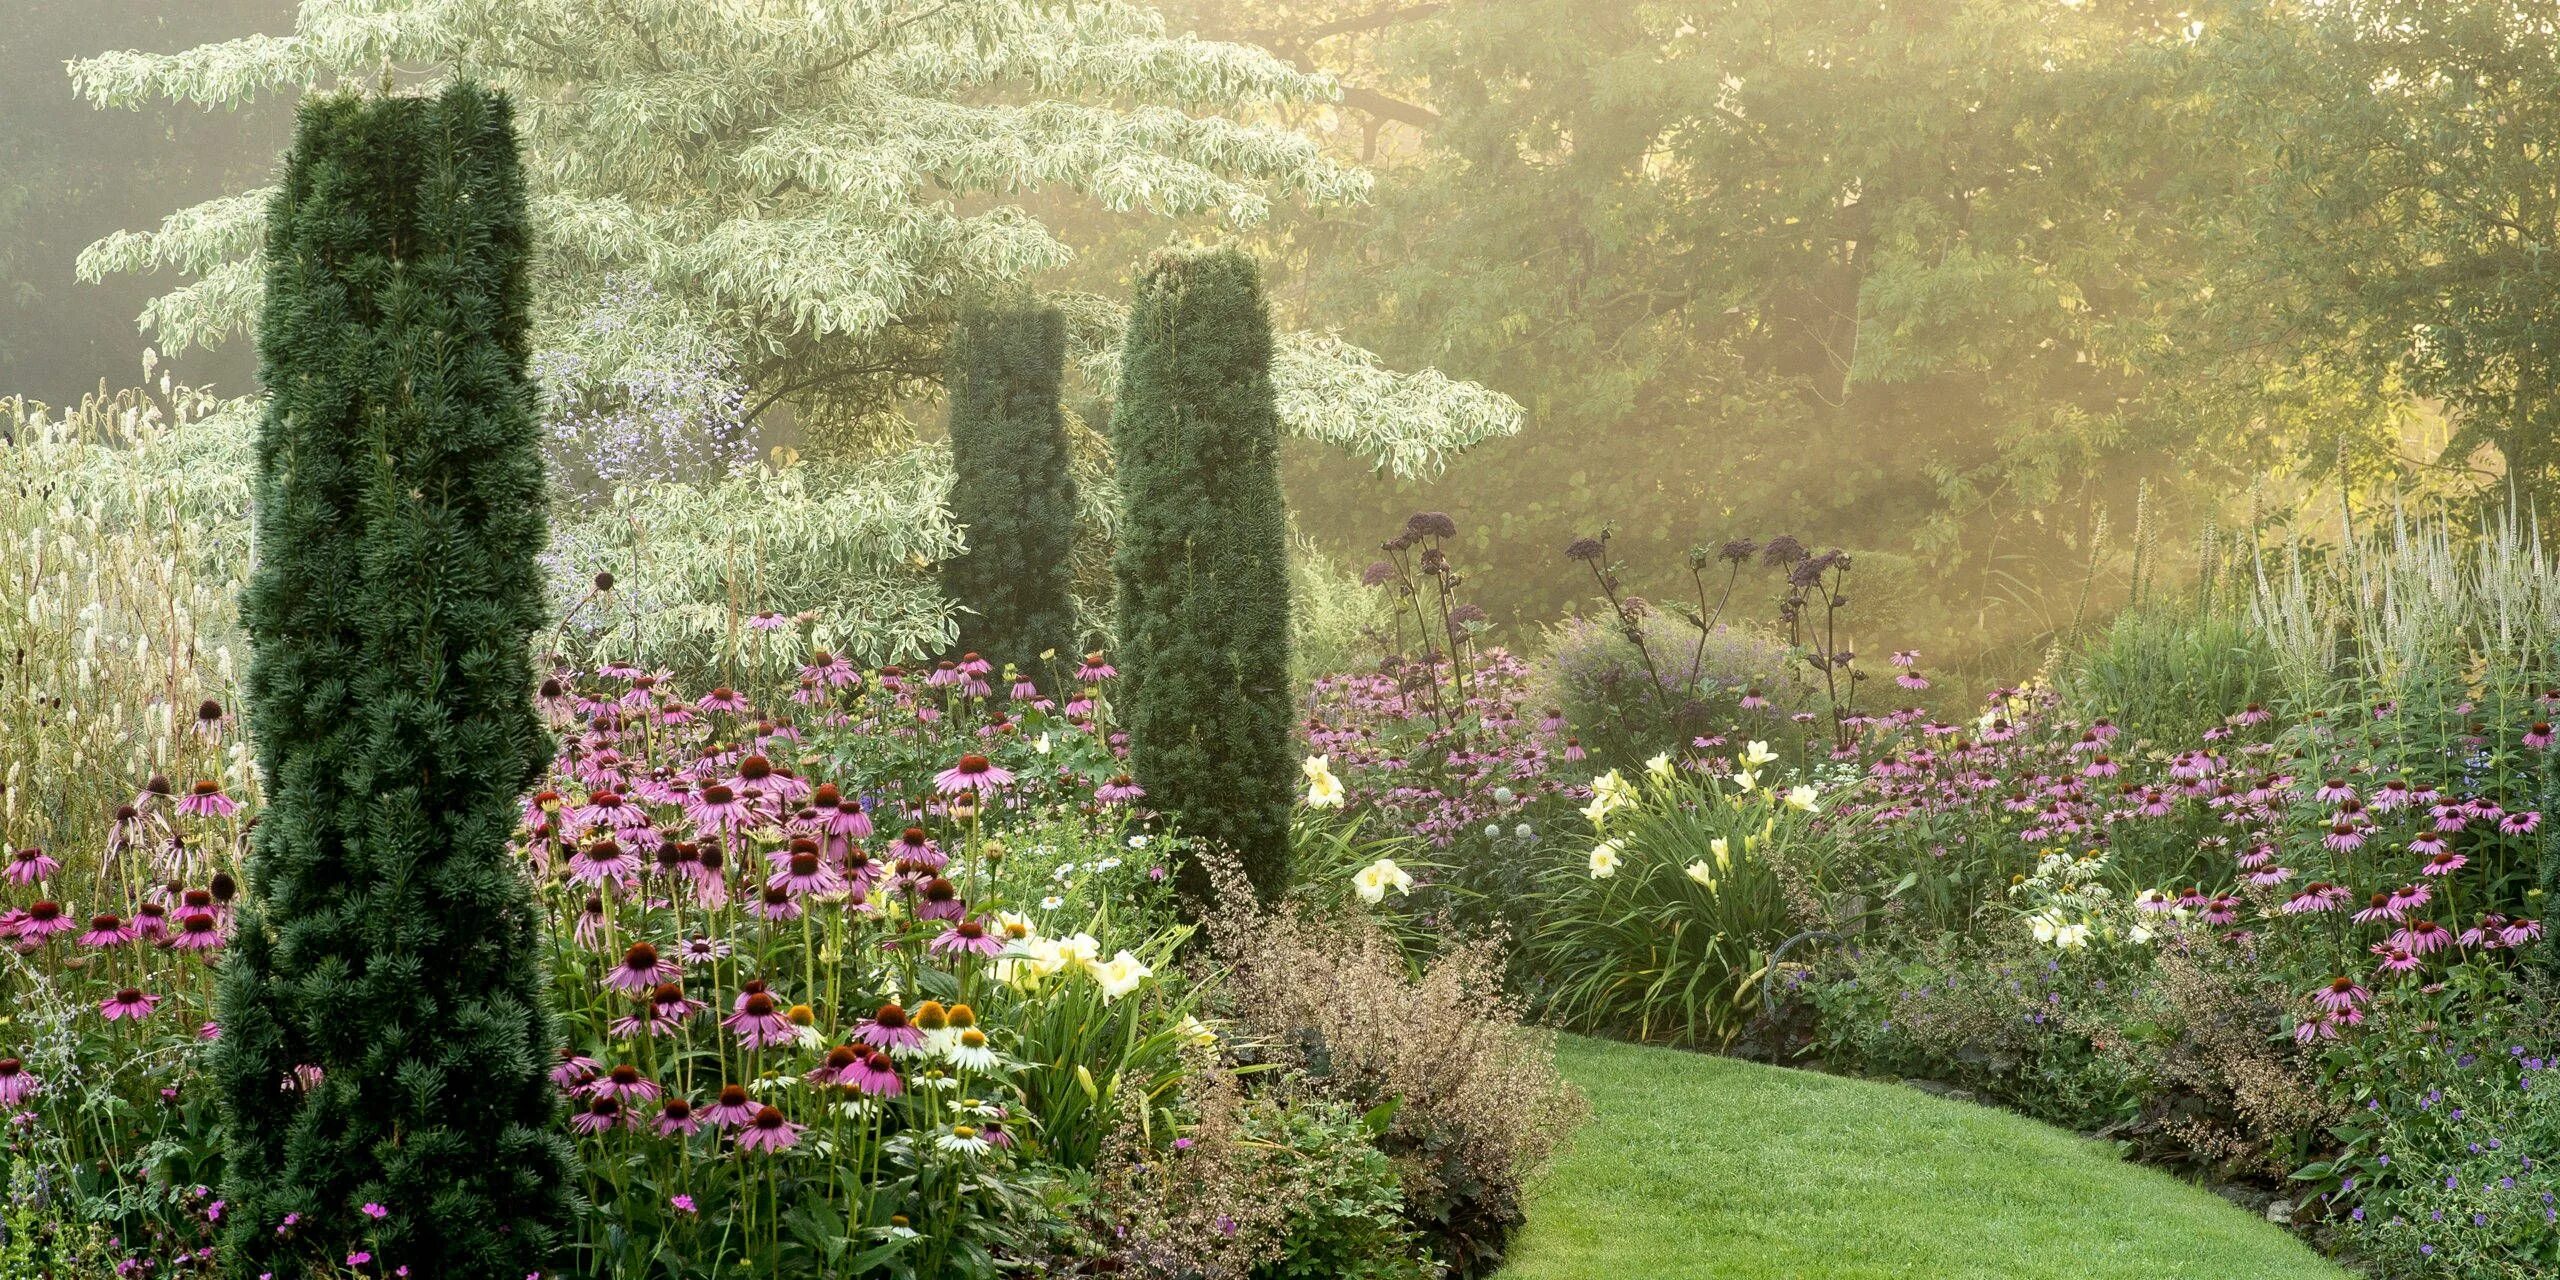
[216,85,574,1278]
[942,299,1080,671]
[1111,246,1295,904]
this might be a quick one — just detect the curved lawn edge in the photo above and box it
[1501,1035,2350,1280]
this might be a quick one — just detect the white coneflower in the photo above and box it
[935,1123,994,1157]
[946,1028,1000,1073]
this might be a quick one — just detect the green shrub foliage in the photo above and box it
[1112,247,1295,903]
[215,85,574,1277]
[942,300,1080,671]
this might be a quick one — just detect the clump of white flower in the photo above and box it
[2008,848,2140,950]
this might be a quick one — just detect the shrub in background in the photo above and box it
[1538,612,1810,767]
[1113,246,1295,903]
[218,85,574,1277]
[943,299,1081,673]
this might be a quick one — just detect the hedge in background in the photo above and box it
[216,84,574,1277]
[942,299,1080,672]
[1112,246,1295,903]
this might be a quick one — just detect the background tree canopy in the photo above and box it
[26,0,2560,670]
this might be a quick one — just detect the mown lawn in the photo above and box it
[1501,1035,2351,1280]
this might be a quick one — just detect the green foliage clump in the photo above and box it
[2061,601,2274,747]
[1251,1098,1437,1280]
[1112,246,1295,903]
[943,300,1080,671]
[217,85,574,1278]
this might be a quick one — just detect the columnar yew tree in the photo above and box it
[943,301,1079,672]
[1112,246,1294,903]
[216,85,573,1277]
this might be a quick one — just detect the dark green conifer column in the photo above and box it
[216,84,573,1278]
[942,300,1080,671]
[1111,246,1295,903]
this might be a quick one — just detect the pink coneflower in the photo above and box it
[846,1048,902,1098]
[767,849,844,899]
[798,650,858,689]
[176,779,237,820]
[2501,917,2543,947]
[0,1057,37,1106]
[729,753,809,805]
[605,943,679,995]
[2430,803,2471,833]
[570,1095,628,1136]
[2385,882,2432,914]
[551,1051,601,1091]
[99,987,162,1022]
[702,1083,762,1130]
[2390,919,2452,956]
[753,885,802,922]
[915,877,964,921]
[2234,703,2272,726]
[2243,865,2294,888]
[685,783,755,834]
[890,826,946,871]
[2371,779,2412,812]
[930,919,1006,958]
[697,686,750,714]
[574,790,649,831]
[2282,882,2352,915]
[933,754,1013,796]
[78,913,137,949]
[1075,652,1116,682]
[2322,821,2365,853]
[2458,914,2512,949]
[569,837,641,886]
[2201,895,2242,926]
[2352,893,2402,925]
[1563,737,1587,762]
[168,909,225,952]
[2420,851,2468,877]
[735,1105,803,1153]
[1095,774,1145,805]
[748,610,791,632]
[2526,721,2556,748]
[585,1063,660,1105]
[957,651,993,678]
[1010,677,1040,700]
[655,1096,705,1137]
[1895,670,1930,691]
[5,847,57,885]
[2501,810,2542,836]
[2314,778,2357,805]
[16,900,74,943]
[855,1003,925,1053]
[2082,755,2119,779]
[2311,977,2370,1014]
[2372,945,2423,974]
[2408,831,2450,857]
[724,991,797,1050]
[822,797,873,841]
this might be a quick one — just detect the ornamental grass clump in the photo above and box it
[215,84,576,1278]
[1112,247,1295,905]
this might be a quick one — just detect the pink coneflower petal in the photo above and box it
[0,1057,38,1106]
[98,988,162,1021]
[735,1105,803,1153]
[932,754,1014,796]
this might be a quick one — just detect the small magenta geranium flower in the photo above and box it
[360,1203,387,1221]
[933,754,1013,796]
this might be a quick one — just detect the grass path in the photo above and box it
[1500,1035,2350,1280]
